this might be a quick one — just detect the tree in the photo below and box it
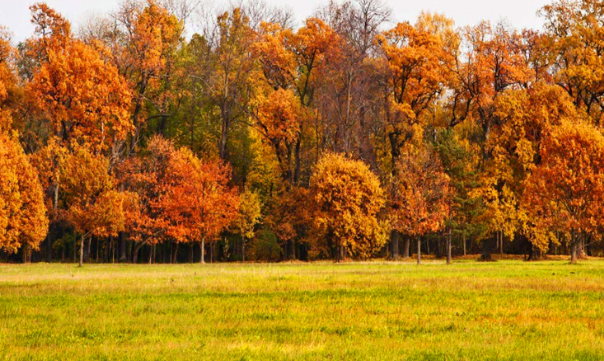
[310,153,386,262]
[27,4,132,154]
[207,8,255,161]
[233,189,262,261]
[0,131,48,257]
[111,0,183,151]
[315,0,391,155]
[60,145,128,266]
[390,146,451,264]
[479,83,579,256]
[161,147,239,263]
[377,13,456,259]
[117,136,176,262]
[525,120,604,263]
[541,0,604,125]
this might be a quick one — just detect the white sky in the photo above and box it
[0,0,551,43]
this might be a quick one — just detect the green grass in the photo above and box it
[1,260,604,360]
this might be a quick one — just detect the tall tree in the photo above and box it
[525,120,604,263]
[390,145,451,264]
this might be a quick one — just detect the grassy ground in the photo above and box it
[1,260,604,360]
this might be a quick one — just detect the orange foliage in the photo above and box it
[390,146,451,263]
[0,130,48,254]
[27,4,132,153]
[160,147,239,247]
[525,120,604,262]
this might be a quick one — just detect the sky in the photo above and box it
[0,0,551,43]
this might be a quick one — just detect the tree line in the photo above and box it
[1,0,604,265]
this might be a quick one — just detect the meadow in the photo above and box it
[1,260,604,360]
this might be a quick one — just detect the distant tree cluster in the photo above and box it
[1,0,604,264]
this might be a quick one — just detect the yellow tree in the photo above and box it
[541,0,604,125]
[525,120,604,264]
[390,145,451,264]
[481,83,579,255]
[209,8,255,161]
[233,189,262,261]
[310,153,386,262]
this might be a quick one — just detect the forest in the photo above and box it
[1,0,604,266]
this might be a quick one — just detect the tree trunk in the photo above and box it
[570,231,578,264]
[173,243,179,264]
[85,236,92,263]
[200,240,205,264]
[446,227,452,265]
[403,237,410,259]
[463,234,467,256]
[132,243,143,264]
[242,235,246,262]
[79,234,85,267]
[416,237,421,265]
[46,223,55,263]
[390,230,400,260]
[500,231,504,256]
[119,232,127,262]
[336,243,342,263]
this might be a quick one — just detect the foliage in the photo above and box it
[310,152,386,260]
[0,131,47,254]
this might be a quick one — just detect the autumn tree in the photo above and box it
[525,120,604,264]
[390,146,451,264]
[161,147,239,263]
[111,0,183,151]
[541,0,604,125]
[480,83,579,256]
[233,188,262,261]
[377,13,456,258]
[60,145,128,266]
[315,0,391,155]
[27,3,132,154]
[310,153,386,262]
[0,130,48,259]
[117,136,176,262]
[207,8,255,161]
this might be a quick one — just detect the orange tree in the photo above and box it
[27,4,132,154]
[60,144,129,267]
[525,120,604,263]
[0,130,48,258]
[310,152,386,262]
[390,145,451,264]
[160,147,239,263]
[117,136,176,262]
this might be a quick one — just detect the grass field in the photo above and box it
[1,260,604,360]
